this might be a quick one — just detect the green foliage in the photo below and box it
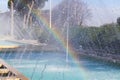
[8,0,47,15]
[70,24,120,52]
[37,30,49,43]
[117,17,120,25]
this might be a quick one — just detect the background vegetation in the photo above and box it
[69,23,120,54]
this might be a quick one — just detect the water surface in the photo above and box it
[0,52,120,80]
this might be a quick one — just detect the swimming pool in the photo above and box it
[0,52,120,80]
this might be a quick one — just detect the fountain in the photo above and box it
[10,1,14,38]
[1,0,120,80]
[66,25,69,63]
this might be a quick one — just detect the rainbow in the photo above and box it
[10,1,89,79]
[31,10,89,80]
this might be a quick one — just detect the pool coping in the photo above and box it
[0,59,29,80]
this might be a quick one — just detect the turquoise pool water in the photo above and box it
[0,52,120,80]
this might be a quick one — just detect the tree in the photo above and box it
[52,0,91,27]
[117,17,120,25]
[8,0,48,27]
[8,0,48,28]
[8,0,47,15]
[7,0,48,39]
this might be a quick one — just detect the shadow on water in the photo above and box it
[79,55,120,71]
